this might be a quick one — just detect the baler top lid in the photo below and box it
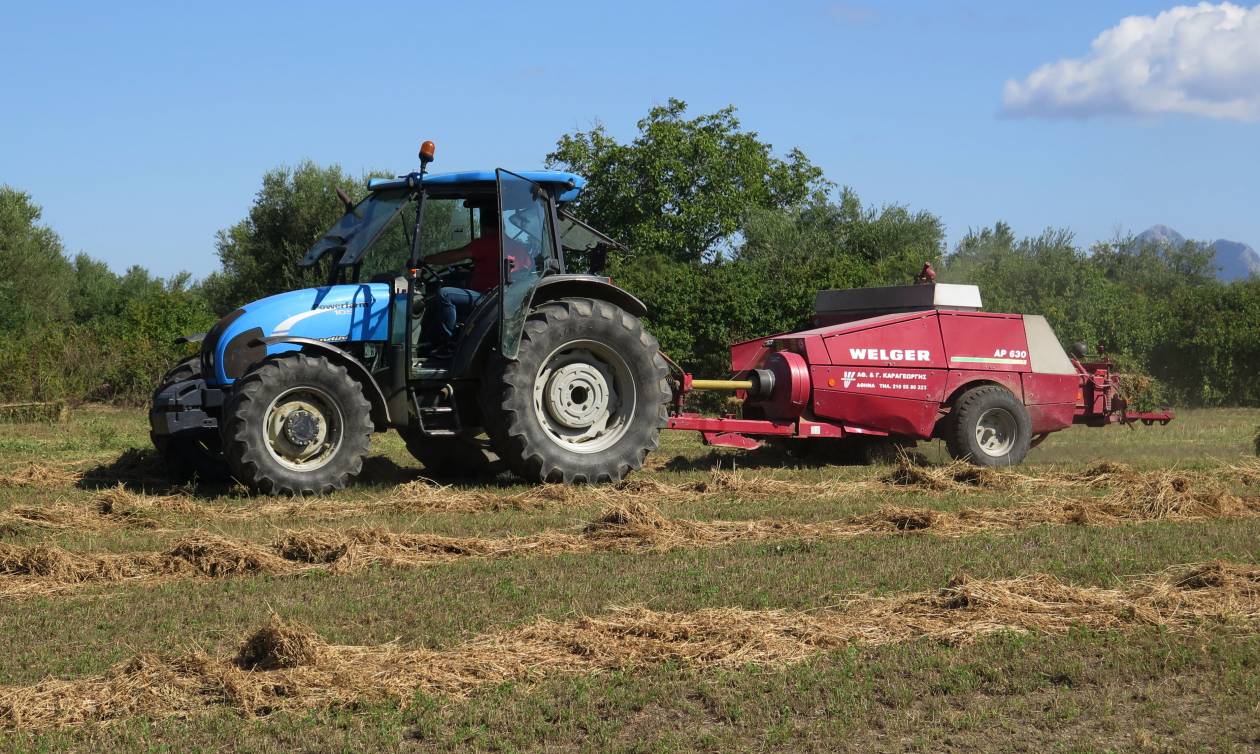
[813,283,982,325]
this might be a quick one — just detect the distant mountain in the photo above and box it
[1134,225,1259,282]
[1208,239,1260,282]
[1136,224,1186,248]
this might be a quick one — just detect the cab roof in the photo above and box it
[367,170,585,203]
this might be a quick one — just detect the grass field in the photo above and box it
[0,407,1257,753]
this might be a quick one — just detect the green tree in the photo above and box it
[0,187,73,331]
[203,161,366,314]
[69,252,123,323]
[547,98,826,264]
[612,189,944,376]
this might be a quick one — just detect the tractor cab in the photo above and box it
[298,167,622,377]
[151,142,665,494]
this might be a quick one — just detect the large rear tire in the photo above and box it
[481,298,670,483]
[149,357,229,482]
[220,354,373,495]
[945,385,1032,467]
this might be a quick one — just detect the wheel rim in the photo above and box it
[974,407,1017,457]
[533,339,636,454]
[263,386,343,472]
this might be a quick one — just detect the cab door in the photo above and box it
[496,169,557,358]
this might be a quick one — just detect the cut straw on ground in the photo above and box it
[5,460,1255,538]
[1,560,1255,730]
[3,478,1255,598]
[0,463,84,490]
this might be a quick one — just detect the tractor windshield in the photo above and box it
[299,189,410,270]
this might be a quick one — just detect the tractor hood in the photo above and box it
[201,283,393,387]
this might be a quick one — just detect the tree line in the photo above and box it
[2,98,1256,406]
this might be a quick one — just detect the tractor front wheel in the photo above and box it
[481,298,670,483]
[220,354,373,495]
[944,385,1032,467]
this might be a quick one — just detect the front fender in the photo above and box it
[255,336,392,428]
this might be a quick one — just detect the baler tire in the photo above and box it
[480,297,670,484]
[400,429,498,479]
[220,353,373,495]
[149,357,229,482]
[945,385,1032,467]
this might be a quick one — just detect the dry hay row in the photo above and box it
[1,560,1256,731]
[5,458,1257,539]
[2,478,1255,599]
[5,452,1258,497]
[0,473,867,535]
[0,462,85,490]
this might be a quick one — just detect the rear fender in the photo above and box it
[447,276,647,377]
[529,275,647,318]
[255,336,391,429]
[934,375,1022,438]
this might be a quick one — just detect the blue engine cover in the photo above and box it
[204,283,394,387]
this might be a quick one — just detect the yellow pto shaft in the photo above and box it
[689,379,754,391]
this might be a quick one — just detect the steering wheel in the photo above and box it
[411,259,442,287]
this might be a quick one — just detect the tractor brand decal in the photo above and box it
[271,301,369,337]
[837,369,930,393]
[847,348,931,362]
[314,301,371,312]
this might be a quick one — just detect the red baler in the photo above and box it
[667,281,1171,466]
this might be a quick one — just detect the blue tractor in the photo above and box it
[150,143,670,494]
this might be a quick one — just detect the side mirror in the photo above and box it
[335,188,355,214]
[590,246,608,275]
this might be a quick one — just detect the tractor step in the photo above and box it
[410,360,452,381]
[413,398,462,435]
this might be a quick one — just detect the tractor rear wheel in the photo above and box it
[399,429,498,479]
[220,353,373,495]
[149,357,229,482]
[945,385,1032,467]
[481,298,670,483]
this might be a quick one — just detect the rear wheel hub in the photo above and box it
[532,341,635,454]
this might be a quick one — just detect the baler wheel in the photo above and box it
[944,385,1032,467]
[481,298,670,483]
[149,357,229,482]
[220,353,373,495]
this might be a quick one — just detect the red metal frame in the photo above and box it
[1071,359,1173,426]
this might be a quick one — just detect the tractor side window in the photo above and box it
[418,199,476,260]
[557,210,622,274]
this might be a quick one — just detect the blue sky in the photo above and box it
[3,1,1258,278]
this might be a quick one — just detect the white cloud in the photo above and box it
[1003,3,1260,120]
